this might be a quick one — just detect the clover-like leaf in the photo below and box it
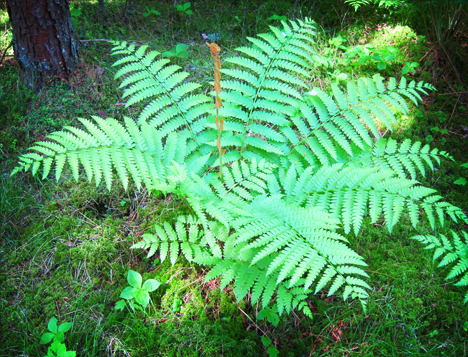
[58,322,72,333]
[47,317,58,334]
[127,270,142,289]
[142,279,161,292]
[120,286,138,300]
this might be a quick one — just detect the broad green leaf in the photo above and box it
[142,279,162,292]
[48,317,58,334]
[115,299,126,311]
[120,286,138,299]
[54,331,65,343]
[261,336,271,347]
[40,332,55,344]
[127,270,142,288]
[58,322,72,333]
[134,290,150,308]
[268,347,279,357]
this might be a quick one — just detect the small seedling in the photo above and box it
[402,61,419,75]
[115,270,161,312]
[40,317,76,357]
[143,7,161,17]
[257,305,279,327]
[267,14,287,22]
[70,7,81,27]
[176,2,192,15]
[172,297,183,312]
[261,336,279,357]
[162,44,190,59]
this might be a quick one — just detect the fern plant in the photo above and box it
[13,18,468,316]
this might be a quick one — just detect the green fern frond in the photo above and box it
[12,117,194,190]
[412,231,468,302]
[340,138,447,179]
[279,164,465,234]
[111,42,212,148]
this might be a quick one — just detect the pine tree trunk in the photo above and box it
[98,0,107,21]
[6,0,79,91]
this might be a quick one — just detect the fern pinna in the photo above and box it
[13,18,468,316]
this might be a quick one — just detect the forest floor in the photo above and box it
[1,0,468,356]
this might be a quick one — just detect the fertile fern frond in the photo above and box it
[12,116,192,190]
[412,231,468,303]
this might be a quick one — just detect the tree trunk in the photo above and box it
[6,0,79,91]
[98,0,107,21]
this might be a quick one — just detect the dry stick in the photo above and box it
[79,39,111,42]
[237,306,269,337]
[0,40,13,66]
[438,91,468,96]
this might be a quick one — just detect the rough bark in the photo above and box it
[98,0,107,21]
[6,0,79,91]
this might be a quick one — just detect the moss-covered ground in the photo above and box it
[1,0,467,355]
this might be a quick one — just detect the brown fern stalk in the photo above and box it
[207,42,225,179]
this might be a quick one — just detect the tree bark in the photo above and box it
[6,0,79,91]
[98,0,107,21]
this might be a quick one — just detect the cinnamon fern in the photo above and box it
[13,18,468,316]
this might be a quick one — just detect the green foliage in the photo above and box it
[162,43,191,59]
[261,336,279,357]
[176,2,193,15]
[412,230,468,303]
[143,6,161,18]
[12,18,468,320]
[257,305,279,327]
[116,270,162,311]
[39,317,76,357]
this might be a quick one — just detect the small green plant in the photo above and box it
[176,2,192,15]
[257,305,279,327]
[402,61,420,75]
[69,7,81,27]
[258,305,280,356]
[143,6,161,18]
[454,162,468,186]
[345,44,398,72]
[39,317,76,357]
[162,43,190,59]
[267,14,288,22]
[115,270,162,312]
[261,336,279,357]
